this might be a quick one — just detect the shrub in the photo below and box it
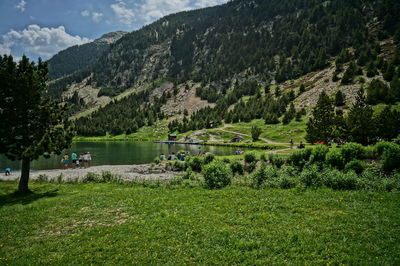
[222,158,231,164]
[204,153,215,164]
[277,176,297,189]
[288,148,312,169]
[100,171,123,183]
[260,153,267,162]
[230,161,244,175]
[344,160,365,175]
[325,149,345,169]
[381,145,400,172]
[154,157,161,164]
[244,161,257,173]
[269,154,286,168]
[277,165,298,178]
[203,161,232,189]
[363,146,375,159]
[82,172,101,183]
[383,175,400,191]
[252,164,277,188]
[186,157,204,172]
[300,165,323,187]
[182,167,196,180]
[341,142,365,163]
[244,152,257,164]
[374,141,397,157]
[324,170,358,190]
[173,160,185,172]
[37,174,48,183]
[311,145,329,162]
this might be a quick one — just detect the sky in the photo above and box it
[0,0,228,61]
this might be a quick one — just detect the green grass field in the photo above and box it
[1,182,399,264]
[227,119,307,143]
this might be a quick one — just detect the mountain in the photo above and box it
[47,0,400,137]
[47,31,127,80]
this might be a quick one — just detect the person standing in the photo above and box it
[63,153,70,169]
[87,152,92,167]
[71,152,77,169]
[290,139,294,149]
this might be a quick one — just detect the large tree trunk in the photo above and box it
[18,157,31,193]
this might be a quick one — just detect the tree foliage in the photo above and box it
[0,55,73,193]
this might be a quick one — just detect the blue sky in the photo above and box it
[0,0,228,61]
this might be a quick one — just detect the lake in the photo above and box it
[0,142,244,171]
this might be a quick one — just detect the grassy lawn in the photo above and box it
[228,119,307,143]
[1,182,399,264]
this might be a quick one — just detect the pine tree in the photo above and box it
[251,126,262,141]
[345,89,375,145]
[334,90,346,106]
[0,55,73,193]
[306,91,336,144]
[375,106,400,141]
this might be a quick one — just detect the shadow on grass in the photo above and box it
[0,189,59,208]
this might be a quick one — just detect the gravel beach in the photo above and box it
[0,164,179,182]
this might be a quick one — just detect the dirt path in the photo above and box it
[0,164,179,182]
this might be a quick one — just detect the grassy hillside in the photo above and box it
[1,182,399,264]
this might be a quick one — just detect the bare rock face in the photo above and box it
[161,82,215,117]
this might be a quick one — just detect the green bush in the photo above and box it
[82,172,101,183]
[244,152,257,164]
[204,153,215,164]
[288,148,312,169]
[277,176,298,189]
[37,174,49,183]
[154,157,161,164]
[269,154,286,168]
[311,145,329,162]
[277,165,298,178]
[341,142,365,163]
[325,149,345,169]
[383,171,400,191]
[252,164,277,188]
[244,161,257,173]
[203,161,232,189]
[101,171,123,183]
[182,167,196,180]
[363,145,375,159]
[172,160,185,171]
[381,145,400,172]
[300,165,323,187]
[260,153,267,162]
[374,141,397,157]
[324,170,358,190]
[222,158,231,164]
[186,157,204,172]
[230,161,244,175]
[344,160,365,175]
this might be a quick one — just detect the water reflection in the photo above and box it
[0,142,243,171]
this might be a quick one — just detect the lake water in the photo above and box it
[0,142,244,171]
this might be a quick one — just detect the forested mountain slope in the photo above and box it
[47,0,400,138]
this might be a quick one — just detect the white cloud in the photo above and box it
[0,24,91,59]
[92,12,104,23]
[110,0,228,27]
[111,0,135,26]
[194,0,227,8]
[138,0,192,22]
[15,0,26,12]
[81,10,90,17]
[81,10,103,23]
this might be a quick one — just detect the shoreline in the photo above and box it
[0,164,179,182]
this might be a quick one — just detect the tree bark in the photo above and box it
[18,157,31,193]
